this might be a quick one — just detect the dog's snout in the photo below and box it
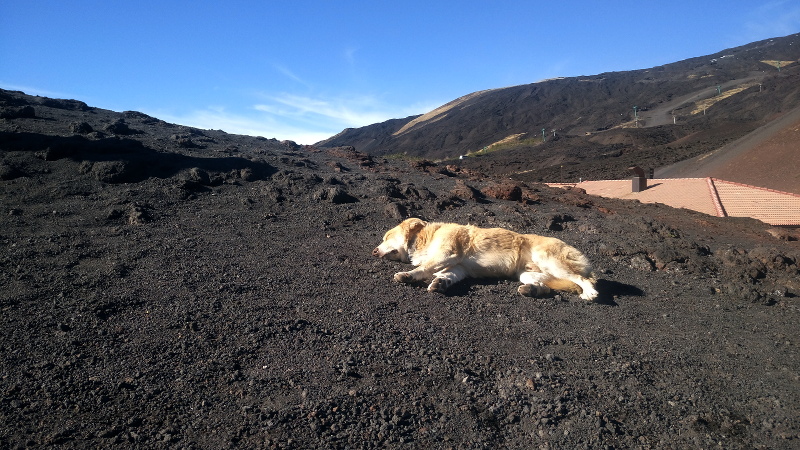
[372,247,381,257]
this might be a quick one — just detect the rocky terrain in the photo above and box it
[2,86,800,449]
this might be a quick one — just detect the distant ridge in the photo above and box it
[317,33,800,191]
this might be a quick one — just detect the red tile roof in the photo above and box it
[549,178,800,226]
[712,179,800,226]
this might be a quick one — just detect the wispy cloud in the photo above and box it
[5,77,439,145]
[149,90,438,146]
[251,91,439,139]
[272,64,312,88]
[259,93,400,127]
[744,1,800,39]
[0,82,72,99]
[152,106,334,145]
[344,47,359,65]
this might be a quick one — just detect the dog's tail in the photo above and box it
[544,277,598,294]
[544,278,583,294]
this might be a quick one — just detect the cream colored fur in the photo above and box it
[373,218,598,300]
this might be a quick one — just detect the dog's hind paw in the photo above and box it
[518,284,552,297]
[393,272,414,283]
[428,277,450,293]
[579,286,599,301]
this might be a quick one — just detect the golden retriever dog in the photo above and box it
[373,218,598,300]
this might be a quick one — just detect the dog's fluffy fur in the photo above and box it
[373,218,598,300]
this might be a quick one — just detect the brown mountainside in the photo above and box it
[318,33,800,191]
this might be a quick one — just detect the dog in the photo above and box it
[373,218,598,300]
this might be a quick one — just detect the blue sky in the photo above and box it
[2,1,799,144]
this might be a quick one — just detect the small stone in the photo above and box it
[630,255,655,271]
[384,202,407,220]
[69,121,93,134]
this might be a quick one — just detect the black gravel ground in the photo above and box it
[2,89,799,449]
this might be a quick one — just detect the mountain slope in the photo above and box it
[318,33,800,189]
[657,102,800,193]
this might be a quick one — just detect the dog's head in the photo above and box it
[372,218,427,262]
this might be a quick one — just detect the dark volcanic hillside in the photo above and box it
[2,89,800,449]
[318,33,800,184]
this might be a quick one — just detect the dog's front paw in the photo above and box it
[394,272,414,283]
[579,286,599,301]
[428,277,450,293]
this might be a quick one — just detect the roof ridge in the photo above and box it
[650,177,708,181]
[706,178,727,217]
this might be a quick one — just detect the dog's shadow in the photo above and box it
[590,279,644,306]
[438,278,643,306]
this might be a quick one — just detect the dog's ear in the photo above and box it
[402,218,427,234]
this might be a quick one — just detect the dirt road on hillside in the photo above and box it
[639,73,766,127]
